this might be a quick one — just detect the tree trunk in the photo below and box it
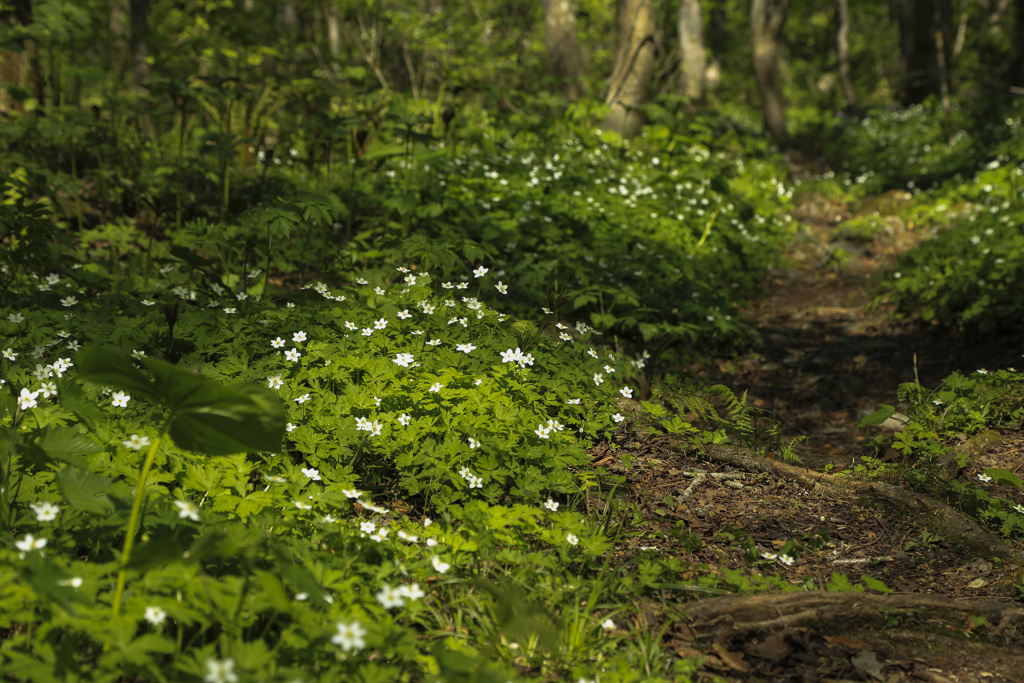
[705,0,726,92]
[602,0,656,139]
[892,0,953,105]
[750,0,789,143]
[677,0,707,101]
[835,0,856,108]
[280,3,298,31]
[0,0,42,113]
[326,3,342,59]
[544,0,586,102]
[110,0,129,86]
[130,0,151,92]
[1011,0,1024,88]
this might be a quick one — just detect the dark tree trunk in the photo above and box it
[544,0,586,102]
[1011,0,1024,87]
[750,0,789,143]
[677,0,707,101]
[892,0,954,105]
[130,0,151,92]
[602,0,656,138]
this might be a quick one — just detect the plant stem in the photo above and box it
[111,421,170,616]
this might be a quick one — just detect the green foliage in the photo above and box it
[856,367,1024,540]
[651,379,803,463]
[822,103,985,195]
[0,240,706,680]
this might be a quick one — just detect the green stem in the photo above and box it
[261,223,272,303]
[111,422,170,616]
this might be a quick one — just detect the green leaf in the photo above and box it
[18,552,91,613]
[984,468,1023,490]
[361,141,406,161]
[78,348,285,456]
[169,245,215,270]
[55,466,113,514]
[857,405,896,428]
[36,426,103,468]
[826,572,862,592]
[58,380,106,434]
[861,575,894,593]
[253,570,292,612]
[144,357,285,455]
[123,530,185,572]
[76,348,159,403]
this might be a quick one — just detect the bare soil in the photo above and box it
[596,191,1024,681]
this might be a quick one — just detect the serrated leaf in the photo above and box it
[827,571,862,592]
[858,405,896,428]
[55,466,113,514]
[861,574,894,593]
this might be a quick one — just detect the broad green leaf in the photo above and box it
[361,141,406,161]
[36,426,103,468]
[857,405,896,428]
[55,466,113,514]
[18,552,91,613]
[15,437,54,469]
[124,531,185,572]
[169,245,214,270]
[984,468,1023,490]
[78,349,285,456]
[58,379,106,434]
[253,570,291,612]
[141,356,285,455]
[112,633,176,666]
[76,348,159,403]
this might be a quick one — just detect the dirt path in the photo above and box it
[695,191,1023,471]
[598,191,1024,682]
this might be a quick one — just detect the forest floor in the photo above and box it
[593,189,1024,682]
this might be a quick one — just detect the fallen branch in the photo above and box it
[831,556,893,565]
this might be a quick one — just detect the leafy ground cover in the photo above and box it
[4,96,1024,682]
[0,98,796,360]
[1,247,694,681]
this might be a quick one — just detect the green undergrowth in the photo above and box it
[1,95,796,362]
[857,366,1024,542]
[873,149,1024,332]
[0,228,903,681]
[788,99,1024,334]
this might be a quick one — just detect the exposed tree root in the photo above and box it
[675,441,1024,565]
[683,590,1024,641]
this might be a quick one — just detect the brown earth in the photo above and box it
[596,191,1024,681]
